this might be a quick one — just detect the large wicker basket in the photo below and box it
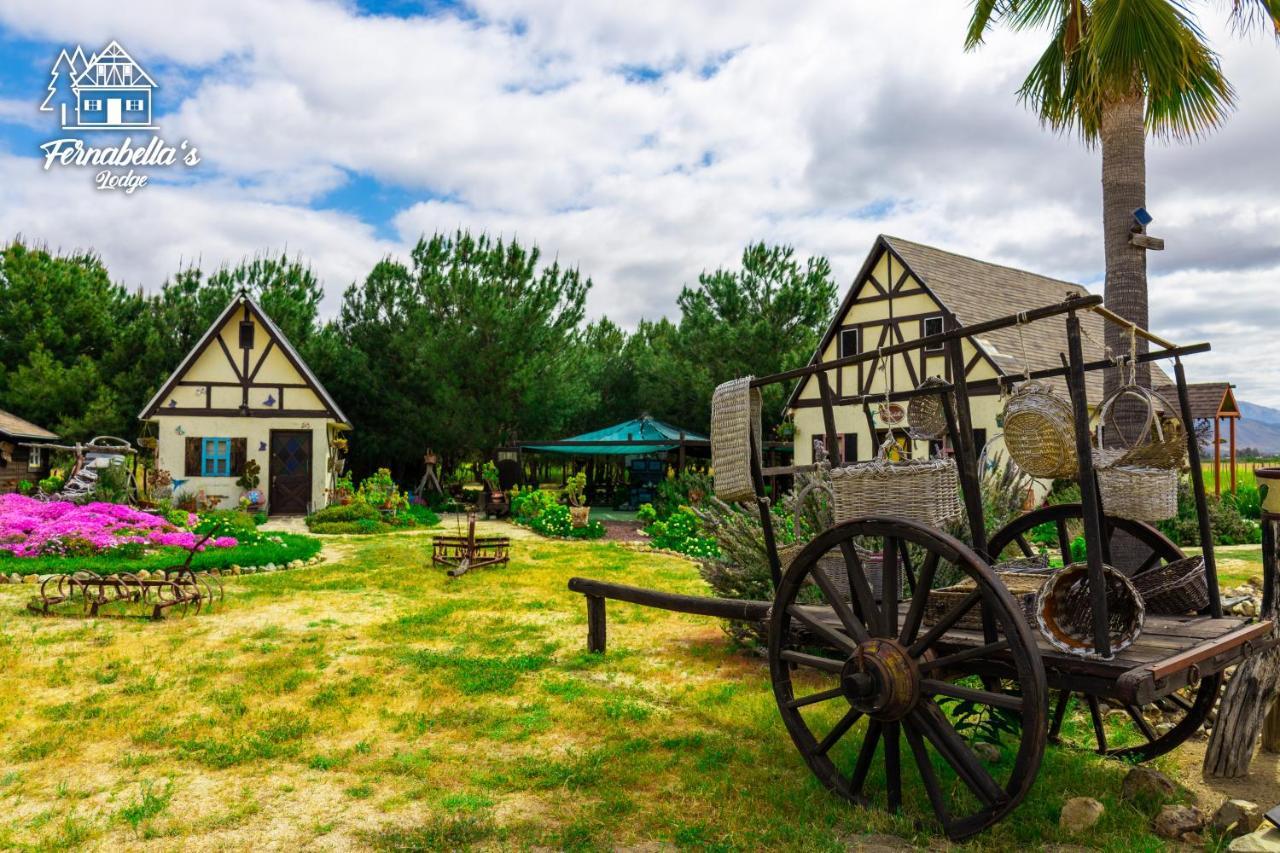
[778,481,886,601]
[1035,563,1145,658]
[1095,462,1178,522]
[829,456,960,528]
[710,377,762,502]
[1001,380,1079,479]
[1096,384,1186,471]
[924,571,1049,631]
[907,377,951,441]
[1131,555,1208,614]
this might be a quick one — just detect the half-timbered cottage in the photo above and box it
[138,293,350,514]
[787,236,1176,484]
[0,409,57,493]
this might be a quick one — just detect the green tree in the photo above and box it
[675,243,837,432]
[966,0,1279,403]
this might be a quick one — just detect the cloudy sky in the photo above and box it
[1,1,1277,403]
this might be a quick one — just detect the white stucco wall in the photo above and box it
[150,415,334,513]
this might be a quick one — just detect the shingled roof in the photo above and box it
[0,408,57,441]
[1153,381,1238,420]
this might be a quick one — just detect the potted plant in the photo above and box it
[331,472,354,505]
[565,471,590,527]
[481,460,509,517]
[236,459,263,509]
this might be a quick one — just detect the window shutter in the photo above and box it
[185,437,202,477]
[230,438,247,477]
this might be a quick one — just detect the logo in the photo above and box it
[38,40,200,193]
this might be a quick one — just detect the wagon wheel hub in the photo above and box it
[841,638,920,721]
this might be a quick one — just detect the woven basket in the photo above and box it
[1096,384,1186,471]
[993,553,1052,574]
[907,377,951,441]
[710,377,762,502]
[778,481,886,602]
[1096,462,1178,522]
[829,456,961,528]
[1132,555,1208,615]
[1001,380,1079,479]
[924,572,1049,631]
[1035,563,1145,658]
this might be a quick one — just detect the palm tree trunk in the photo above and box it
[1100,91,1149,403]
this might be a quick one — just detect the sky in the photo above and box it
[0,1,1278,403]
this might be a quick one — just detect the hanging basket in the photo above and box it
[778,481,886,601]
[1095,462,1179,522]
[925,571,1049,631]
[710,377,762,502]
[1095,384,1186,471]
[1131,555,1209,615]
[829,454,960,529]
[907,377,951,441]
[1001,380,1078,479]
[1035,563,1145,658]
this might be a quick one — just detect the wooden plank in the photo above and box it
[567,578,772,622]
[1148,620,1274,681]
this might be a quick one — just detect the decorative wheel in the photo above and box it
[990,504,1218,761]
[769,517,1047,841]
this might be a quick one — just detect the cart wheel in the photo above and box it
[988,503,1182,578]
[769,517,1047,841]
[1046,675,1221,762]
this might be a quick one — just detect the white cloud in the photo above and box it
[0,1,1277,403]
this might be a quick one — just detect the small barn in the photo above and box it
[138,292,350,514]
[0,409,57,493]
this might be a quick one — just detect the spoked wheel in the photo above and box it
[769,517,1047,841]
[990,504,1218,761]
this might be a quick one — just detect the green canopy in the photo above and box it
[523,416,708,456]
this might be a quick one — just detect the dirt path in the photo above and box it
[1171,738,1280,815]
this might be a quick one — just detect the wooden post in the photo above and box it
[1230,416,1237,494]
[1174,358,1223,618]
[586,595,607,653]
[943,322,986,559]
[1214,416,1222,496]
[1064,312,1112,658]
[816,371,842,466]
[749,428,783,590]
[677,431,686,473]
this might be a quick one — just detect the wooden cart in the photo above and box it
[567,294,1276,840]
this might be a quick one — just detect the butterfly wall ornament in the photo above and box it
[263,394,276,407]
[259,441,267,452]
[175,425,185,435]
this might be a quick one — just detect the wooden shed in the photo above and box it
[0,409,57,493]
[1155,380,1240,494]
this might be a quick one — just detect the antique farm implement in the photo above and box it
[567,293,1276,839]
[30,567,223,619]
[432,512,510,577]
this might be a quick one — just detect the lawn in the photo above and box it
[0,527,1198,850]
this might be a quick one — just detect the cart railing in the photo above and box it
[739,292,1220,659]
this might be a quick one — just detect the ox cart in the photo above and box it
[567,294,1275,839]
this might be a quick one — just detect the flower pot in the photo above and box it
[1256,468,1280,516]
[569,505,591,528]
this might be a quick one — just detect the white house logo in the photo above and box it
[38,40,200,193]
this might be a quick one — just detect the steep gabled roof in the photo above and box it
[73,41,157,88]
[0,409,57,441]
[1153,381,1238,420]
[138,293,348,424]
[788,235,1172,409]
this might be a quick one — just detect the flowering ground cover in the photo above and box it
[0,493,237,558]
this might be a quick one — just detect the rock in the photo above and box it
[136,569,150,580]
[242,566,256,574]
[1121,767,1176,803]
[973,742,1001,763]
[1153,805,1204,840]
[0,574,8,584]
[289,560,302,569]
[230,565,240,575]
[10,573,20,583]
[1231,826,1280,851]
[22,574,37,584]
[1213,800,1263,838]
[209,568,221,577]
[1060,797,1105,833]
[1155,722,1175,736]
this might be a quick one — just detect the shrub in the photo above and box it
[1158,478,1261,546]
[91,462,131,504]
[636,503,657,525]
[37,474,63,495]
[510,487,558,524]
[306,502,379,528]
[16,480,34,496]
[654,469,713,520]
[357,468,405,510]
[1226,485,1261,520]
[645,506,719,559]
[528,504,604,539]
[197,509,258,539]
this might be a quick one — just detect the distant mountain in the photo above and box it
[1235,400,1280,455]
[1239,400,1280,426]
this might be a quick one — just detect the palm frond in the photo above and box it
[1227,0,1280,36]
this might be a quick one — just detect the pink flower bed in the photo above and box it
[0,493,237,558]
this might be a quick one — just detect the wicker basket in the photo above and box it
[907,377,951,441]
[1001,380,1079,478]
[778,481,886,601]
[829,455,961,528]
[1035,563,1145,658]
[710,377,762,502]
[924,572,1049,631]
[1131,555,1208,614]
[1096,384,1186,471]
[1096,462,1178,522]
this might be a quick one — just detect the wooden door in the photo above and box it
[269,430,312,515]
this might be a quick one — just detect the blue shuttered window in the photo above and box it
[201,438,231,476]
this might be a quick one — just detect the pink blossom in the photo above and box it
[0,494,238,558]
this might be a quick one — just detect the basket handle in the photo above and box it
[791,480,835,540]
[1095,384,1162,451]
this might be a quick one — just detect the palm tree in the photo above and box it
[966,0,1278,401]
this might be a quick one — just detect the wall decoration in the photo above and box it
[263,394,276,407]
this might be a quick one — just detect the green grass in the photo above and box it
[0,527,1205,850]
[0,532,321,576]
